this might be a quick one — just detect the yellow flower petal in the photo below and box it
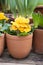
[15,16,30,24]
[0,12,9,20]
[24,25,31,32]
[10,25,17,31]
[18,27,24,32]
[11,22,19,28]
[5,17,9,21]
[19,23,29,27]
[0,12,4,16]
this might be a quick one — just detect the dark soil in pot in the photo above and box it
[38,26,43,29]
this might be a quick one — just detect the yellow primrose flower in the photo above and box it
[18,25,31,32]
[10,16,31,33]
[18,27,24,32]
[19,23,29,27]
[0,12,9,20]
[11,21,19,28]
[0,12,4,16]
[11,21,29,28]
[15,16,30,24]
[24,25,31,32]
[5,17,9,21]
[10,25,17,31]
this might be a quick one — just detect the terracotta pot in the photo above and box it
[33,29,43,54]
[6,33,33,59]
[0,34,4,56]
[34,6,43,14]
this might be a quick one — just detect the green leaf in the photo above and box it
[17,32,28,36]
[16,0,38,17]
[0,23,2,27]
[0,23,11,32]
[6,0,38,17]
[0,33,3,36]
[7,30,17,35]
[0,20,6,26]
[15,0,24,16]
[32,12,40,28]
[39,14,43,27]
[7,0,17,17]
[32,12,43,27]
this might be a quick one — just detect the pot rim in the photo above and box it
[35,29,43,31]
[37,5,43,8]
[0,34,4,39]
[6,33,33,40]
[0,34,4,37]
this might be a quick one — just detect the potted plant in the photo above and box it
[6,16,33,59]
[32,12,43,54]
[0,12,9,56]
[5,0,38,59]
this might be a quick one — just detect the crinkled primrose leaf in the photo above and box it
[32,12,43,28]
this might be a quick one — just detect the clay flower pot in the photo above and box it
[0,34,4,56]
[33,29,43,54]
[6,33,33,59]
[34,6,43,14]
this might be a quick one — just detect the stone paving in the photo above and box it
[0,63,34,65]
[0,49,43,65]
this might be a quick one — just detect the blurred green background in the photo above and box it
[0,0,43,13]
[38,0,43,5]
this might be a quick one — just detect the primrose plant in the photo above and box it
[0,12,10,36]
[32,12,43,28]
